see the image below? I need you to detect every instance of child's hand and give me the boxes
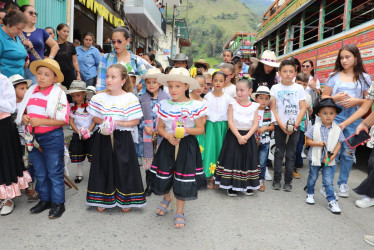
[306,103,311,110]
[340,96,359,108]
[144,127,154,136]
[319,142,326,147]
[237,136,247,145]
[258,127,266,134]
[22,114,30,125]
[279,121,293,135]
[333,92,349,103]
[29,117,44,127]
[166,133,179,146]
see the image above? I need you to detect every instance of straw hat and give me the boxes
[168,53,193,69]
[250,50,280,68]
[65,80,88,95]
[86,86,96,99]
[128,72,142,84]
[142,68,164,80]
[30,58,64,83]
[193,59,210,70]
[251,86,274,101]
[157,67,199,90]
[9,74,32,87]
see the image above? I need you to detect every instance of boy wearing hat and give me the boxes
[305,98,345,214]
[16,58,69,219]
[168,53,193,69]
[252,86,275,191]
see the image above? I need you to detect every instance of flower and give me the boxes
[209,162,216,175]
[199,145,204,153]
[190,67,197,78]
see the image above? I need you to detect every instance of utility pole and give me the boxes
[170,4,176,59]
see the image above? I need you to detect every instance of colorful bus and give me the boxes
[254,0,374,85]
[223,32,257,63]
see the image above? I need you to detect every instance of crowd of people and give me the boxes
[0,3,374,243]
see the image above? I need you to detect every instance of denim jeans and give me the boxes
[295,131,305,166]
[258,143,270,180]
[273,125,300,183]
[306,161,337,202]
[334,106,361,186]
[28,128,65,203]
[136,127,144,158]
[24,67,37,85]
[84,76,97,87]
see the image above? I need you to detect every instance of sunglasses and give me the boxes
[302,65,310,68]
[28,11,38,17]
[111,39,124,45]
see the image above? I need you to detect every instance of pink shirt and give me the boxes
[26,85,69,134]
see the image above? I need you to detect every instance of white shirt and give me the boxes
[231,100,259,130]
[222,84,236,98]
[204,92,232,122]
[70,106,94,131]
[270,82,306,125]
[0,74,16,114]
[258,109,275,144]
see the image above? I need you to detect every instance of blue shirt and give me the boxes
[76,45,101,81]
[0,25,28,77]
[242,62,249,74]
[22,28,49,63]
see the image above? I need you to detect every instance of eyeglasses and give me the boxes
[28,11,38,17]
[111,39,123,45]
[302,65,310,68]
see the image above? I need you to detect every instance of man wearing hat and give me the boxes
[193,59,210,73]
[168,53,193,69]
[233,50,249,74]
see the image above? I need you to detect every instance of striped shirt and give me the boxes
[26,85,70,134]
[305,123,345,163]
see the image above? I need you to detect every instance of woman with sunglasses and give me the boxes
[301,60,321,95]
[96,26,153,92]
[54,23,81,90]
[20,5,59,85]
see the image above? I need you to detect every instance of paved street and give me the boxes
[1,130,374,249]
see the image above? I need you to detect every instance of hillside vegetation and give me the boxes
[172,0,261,67]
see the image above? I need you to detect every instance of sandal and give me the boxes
[74,176,83,184]
[207,177,214,189]
[96,207,106,213]
[156,198,171,216]
[174,214,186,228]
[121,208,131,213]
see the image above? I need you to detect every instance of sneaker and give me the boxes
[364,235,374,247]
[244,189,254,196]
[259,181,265,192]
[293,168,300,179]
[265,167,273,181]
[272,181,281,190]
[0,200,14,216]
[337,184,349,198]
[28,191,40,202]
[283,182,292,192]
[319,187,338,200]
[301,152,307,159]
[355,196,374,208]
[227,189,238,197]
[305,194,315,205]
[327,200,341,214]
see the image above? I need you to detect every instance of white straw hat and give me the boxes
[157,67,199,90]
[142,68,164,80]
[65,80,88,95]
[9,74,32,87]
[250,50,280,68]
[251,86,274,101]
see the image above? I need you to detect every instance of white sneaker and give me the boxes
[319,187,338,200]
[337,184,350,198]
[305,194,315,205]
[364,235,374,247]
[0,199,14,216]
[301,152,307,159]
[355,196,374,208]
[265,167,273,181]
[327,200,341,214]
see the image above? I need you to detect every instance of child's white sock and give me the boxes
[77,162,83,176]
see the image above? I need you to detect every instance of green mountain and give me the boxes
[172,0,261,67]
[240,0,274,17]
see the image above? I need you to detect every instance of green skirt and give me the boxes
[195,133,205,161]
[202,120,228,178]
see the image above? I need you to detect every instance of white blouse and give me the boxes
[203,92,232,122]
[231,100,259,130]
[70,106,94,131]
[0,74,16,114]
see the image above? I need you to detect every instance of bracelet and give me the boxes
[49,56,54,59]
[362,121,371,128]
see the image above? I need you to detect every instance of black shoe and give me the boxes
[272,181,281,190]
[244,189,254,196]
[49,203,65,219]
[144,186,153,197]
[295,164,303,168]
[227,189,238,197]
[283,182,292,192]
[30,201,52,214]
[74,176,83,183]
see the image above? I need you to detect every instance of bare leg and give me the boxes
[175,199,185,228]
[156,192,171,215]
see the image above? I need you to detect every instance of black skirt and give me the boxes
[214,129,260,191]
[0,117,31,199]
[151,135,206,201]
[69,132,94,163]
[86,130,146,208]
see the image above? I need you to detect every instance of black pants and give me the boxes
[273,125,300,183]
